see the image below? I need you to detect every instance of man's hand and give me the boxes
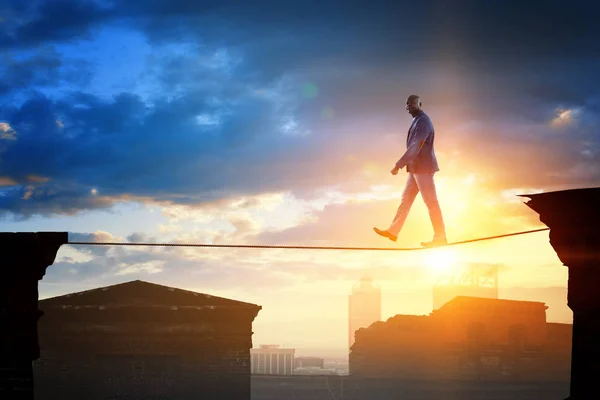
[390,166,400,175]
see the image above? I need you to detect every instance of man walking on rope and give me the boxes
[373,94,447,247]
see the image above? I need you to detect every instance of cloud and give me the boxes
[0,71,384,218]
[0,0,113,50]
[0,0,597,223]
[551,108,580,127]
[52,228,378,292]
[0,47,92,96]
[438,1,600,63]
[68,230,123,257]
[12,1,589,348]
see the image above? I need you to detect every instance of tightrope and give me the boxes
[67,227,549,251]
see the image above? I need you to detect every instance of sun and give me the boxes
[424,247,457,275]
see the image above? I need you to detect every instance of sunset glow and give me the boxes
[1,0,596,359]
[425,247,458,275]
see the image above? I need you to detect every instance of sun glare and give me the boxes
[425,247,457,275]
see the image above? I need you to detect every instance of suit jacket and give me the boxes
[395,110,439,173]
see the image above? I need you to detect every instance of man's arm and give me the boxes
[394,118,431,170]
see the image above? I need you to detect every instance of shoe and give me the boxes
[420,238,448,248]
[373,227,397,242]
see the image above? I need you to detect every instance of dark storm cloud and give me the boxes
[0,0,112,49]
[441,0,600,62]
[4,0,599,70]
[113,0,600,75]
[0,47,93,96]
[0,0,598,218]
[8,0,598,64]
[0,83,355,217]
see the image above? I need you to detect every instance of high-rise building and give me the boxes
[433,262,499,310]
[251,345,295,375]
[348,275,381,349]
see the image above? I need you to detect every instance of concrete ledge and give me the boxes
[0,232,68,400]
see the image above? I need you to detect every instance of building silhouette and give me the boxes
[348,276,381,349]
[249,374,568,399]
[350,296,571,382]
[433,263,499,310]
[251,345,295,375]
[32,280,261,400]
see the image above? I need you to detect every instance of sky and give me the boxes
[1,0,599,358]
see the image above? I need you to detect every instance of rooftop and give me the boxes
[433,296,548,315]
[39,280,261,310]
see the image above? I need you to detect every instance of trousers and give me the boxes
[388,172,446,239]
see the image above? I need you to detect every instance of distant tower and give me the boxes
[348,275,381,349]
[432,262,499,310]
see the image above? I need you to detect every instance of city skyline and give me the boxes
[37,261,571,360]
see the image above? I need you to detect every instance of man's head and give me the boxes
[406,95,422,116]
